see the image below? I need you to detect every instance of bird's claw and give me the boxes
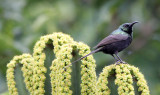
[115,61,121,65]
[121,61,127,64]
[115,60,127,65]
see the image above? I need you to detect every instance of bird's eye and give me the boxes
[126,25,129,27]
[124,24,129,27]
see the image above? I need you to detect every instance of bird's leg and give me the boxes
[112,54,121,65]
[112,54,119,62]
[115,52,125,64]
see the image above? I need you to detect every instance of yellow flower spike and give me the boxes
[73,42,97,95]
[6,32,150,95]
[129,66,150,95]
[49,34,74,95]
[97,65,114,95]
[32,33,73,94]
[115,64,135,95]
[6,54,34,95]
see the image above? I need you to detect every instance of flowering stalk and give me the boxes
[129,65,150,95]
[97,63,150,95]
[33,33,74,95]
[6,54,34,95]
[6,32,150,95]
[115,64,135,95]
[75,42,97,95]
[97,64,114,95]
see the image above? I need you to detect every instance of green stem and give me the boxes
[44,44,55,95]
[15,64,29,95]
[71,51,81,95]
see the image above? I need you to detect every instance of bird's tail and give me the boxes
[63,48,102,72]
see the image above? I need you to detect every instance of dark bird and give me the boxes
[64,21,138,69]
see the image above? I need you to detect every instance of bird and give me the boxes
[64,21,138,70]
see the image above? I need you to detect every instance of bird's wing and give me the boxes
[94,34,128,49]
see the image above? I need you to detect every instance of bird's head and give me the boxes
[119,21,139,34]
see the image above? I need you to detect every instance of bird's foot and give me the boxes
[115,60,126,65]
[115,61,121,65]
[121,61,127,64]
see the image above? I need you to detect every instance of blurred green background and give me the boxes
[0,0,160,95]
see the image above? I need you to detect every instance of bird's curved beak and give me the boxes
[130,21,139,27]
